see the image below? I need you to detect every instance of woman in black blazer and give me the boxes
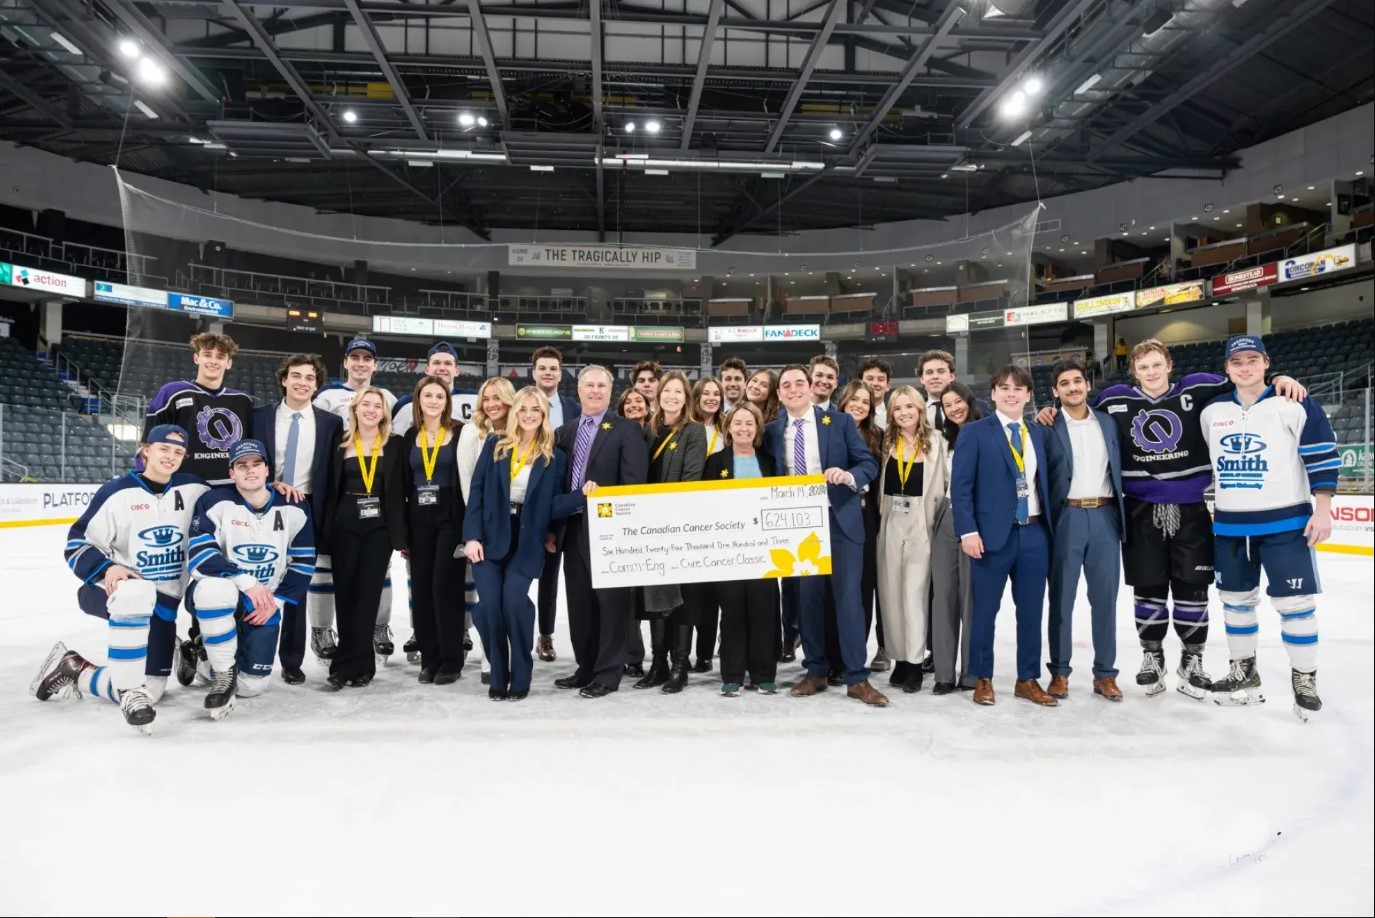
[704,402,782,695]
[323,387,407,688]
[638,369,707,694]
[463,387,578,700]
[401,376,466,685]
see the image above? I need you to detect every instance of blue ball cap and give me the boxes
[427,341,457,360]
[345,337,378,357]
[228,438,269,469]
[145,424,189,447]
[1223,335,1267,362]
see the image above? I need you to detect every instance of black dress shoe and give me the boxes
[579,683,614,698]
[624,663,646,678]
[932,681,956,695]
[488,690,507,701]
[780,646,797,663]
[348,674,373,687]
[281,666,305,685]
[434,671,460,686]
[921,653,935,674]
[889,660,909,687]
[902,668,924,694]
[692,659,712,674]
[555,674,590,690]
[827,671,844,687]
[418,669,435,685]
[326,672,347,689]
[506,690,529,701]
[480,672,491,685]
[956,681,976,692]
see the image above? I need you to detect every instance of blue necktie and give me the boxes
[283,411,301,486]
[1007,422,1028,524]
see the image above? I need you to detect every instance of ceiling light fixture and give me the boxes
[458,112,476,127]
[133,100,158,120]
[1011,130,1032,147]
[1023,75,1044,96]
[118,37,140,58]
[529,165,554,172]
[645,119,661,134]
[625,121,636,134]
[829,127,843,141]
[998,90,1027,119]
[477,116,489,127]
[1075,73,1102,95]
[51,32,82,55]
[135,56,166,87]
[342,109,358,124]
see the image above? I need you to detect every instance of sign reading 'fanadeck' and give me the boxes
[508,244,696,270]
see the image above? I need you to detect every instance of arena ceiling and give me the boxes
[0,0,1371,241]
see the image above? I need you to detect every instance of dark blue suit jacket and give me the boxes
[463,437,580,579]
[1043,408,1126,538]
[950,414,1053,553]
[251,402,342,541]
[764,406,878,545]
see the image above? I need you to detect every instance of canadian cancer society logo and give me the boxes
[597,503,614,518]
[1216,432,1269,490]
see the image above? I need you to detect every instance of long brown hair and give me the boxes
[882,384,933,460]
[835,380,882,457]
[746,368,780,424]
[648,370,693,437]
[409,374,453,437]
[690,376,724,430]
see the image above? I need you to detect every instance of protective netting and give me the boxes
[114,166,1040,406]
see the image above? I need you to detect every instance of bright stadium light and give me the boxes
[118,37,140,58]
[458,112,476,127]
[136,56,166,87]
[645,119,661,134]
[342,109,359,124]
[999,90,1027,119]
[829,127,843,141]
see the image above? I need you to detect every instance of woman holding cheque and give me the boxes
[703,402,782,696]
[463,388,578,700]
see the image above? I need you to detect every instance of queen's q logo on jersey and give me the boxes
[197,405,244,451]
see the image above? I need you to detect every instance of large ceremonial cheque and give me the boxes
[587,475,833,589]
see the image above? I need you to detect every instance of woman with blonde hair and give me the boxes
[456,376,517,683]
[876,385,948,694]
[323,387,407,688]
[464,388,578,700]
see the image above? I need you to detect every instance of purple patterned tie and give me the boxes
[571,415,597,489]
[792,416,807,475]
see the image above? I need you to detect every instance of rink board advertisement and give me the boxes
[1323,494,1374,556]
[586,475,832,589]
[0,483,100,528]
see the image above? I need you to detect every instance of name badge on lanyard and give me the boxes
[356,496,381,519]
[416,484,440,506]
[890,495,911,515]
[354,433,382,519]
[1015,475,1029,501]
[418,428,443,506]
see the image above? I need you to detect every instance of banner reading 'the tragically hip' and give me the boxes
[587,476,832,589]
[508,244,696,270]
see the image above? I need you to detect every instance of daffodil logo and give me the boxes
[601,422,612,430]
[763,532,831,578]
[597,503,614,518]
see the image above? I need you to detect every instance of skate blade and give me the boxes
[1175,681,1209,702]
[1292,703,1319,722]
[132,723,153,736]
[405,652,421,665]
[1213,690,1265,706]
[210,696,237,721]
[1140,681,1166,697]
[375,653,391,667]
[30,642,68,698]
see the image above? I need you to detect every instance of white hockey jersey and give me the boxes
[65,472,211,615]
[1201,388,1340,537]
[314,381,397,432]
[187,487,316,607]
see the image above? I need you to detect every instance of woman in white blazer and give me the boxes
[876,385,948,694]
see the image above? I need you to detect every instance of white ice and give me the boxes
[1,525,1371,916]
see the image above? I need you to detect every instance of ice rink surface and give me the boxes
[0,525,1370,917]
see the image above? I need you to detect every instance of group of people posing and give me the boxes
[32,329,1337,731]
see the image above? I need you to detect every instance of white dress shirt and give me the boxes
[544,390,565,431]
[873,400,888,430]
[702,423,725,456]
[1065,411,1114,500]
[995,410,1041,518]
[783,410,823,476]
[926,398,943,432]
[509,462,532,505]
[274,401,316,494]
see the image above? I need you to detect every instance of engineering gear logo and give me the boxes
[197,405,244,451]
[1131,409,1183,454]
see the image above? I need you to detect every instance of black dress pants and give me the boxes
[329,514,393,682]
[408,514,466,674]
[718,579,781,684]
[683,581,719,663]
[562,517,633,688]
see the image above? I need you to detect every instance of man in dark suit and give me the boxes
[531,346,582,663]
[555,364,650,697]
[251,353,343,685]
[765,364,886,706]
[1043,358,1126,702]
[950,364,1056,707]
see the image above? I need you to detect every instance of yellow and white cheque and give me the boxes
[586,474,833,589]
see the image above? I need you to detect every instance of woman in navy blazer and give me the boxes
[463,387,580,700]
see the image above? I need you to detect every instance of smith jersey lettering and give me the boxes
[188,487,316,607]
[314,381,397,431]
[143,381,255,484]
[65,472,211,615]
[1094,373,1231,504]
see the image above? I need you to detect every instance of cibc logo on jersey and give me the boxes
[136,525,186,581]
[231,544,280,582]
[1216,432,1269,491]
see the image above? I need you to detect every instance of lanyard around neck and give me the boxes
[418,426,443,483]
[895,434,919,489]
[354,434,381,494]
[510,441,536,484]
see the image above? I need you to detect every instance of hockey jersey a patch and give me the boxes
[188,487,316,608]
[143,381,255,483]
[65,472,211,615]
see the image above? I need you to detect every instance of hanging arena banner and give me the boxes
[508,244,697,270]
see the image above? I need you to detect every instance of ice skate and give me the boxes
[118,687,156,734]
[175,635,209,687]
[1291,669,1321,722]
[205,665,238,721]
[403,634,421,665]
[1211,656,1264,706]
[1135,644,1167,697]
[1176,643,1212,701]
[31,642,91,701]
[310,626,338,663]
[373,623,394,665]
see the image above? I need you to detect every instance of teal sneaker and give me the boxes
[721,682,742,697]
[757,682,779,695]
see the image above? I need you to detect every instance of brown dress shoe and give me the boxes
[1093,676,1124,701]
[972,678,996,705]
[1014,679,1059,706]
[1047,674,1070,699]
[536,635,556,663]
[846,680,889,707]
[789,674,829,697]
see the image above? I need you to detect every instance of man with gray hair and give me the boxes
[554,365,650,697]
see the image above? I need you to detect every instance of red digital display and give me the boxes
[867,320,899,343]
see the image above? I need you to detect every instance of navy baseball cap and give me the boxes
[345,337,378,357]
[427,341,457,360]
[145,424,189,447]
[1223,335,1268,361]
[228,438,269,468]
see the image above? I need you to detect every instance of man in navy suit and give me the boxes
[531,346,582,663]
[554,364,650,698]
[1043,358,1127,702]
[765,364,887,706]
[251,353,343,685]
[950,364,1057,707]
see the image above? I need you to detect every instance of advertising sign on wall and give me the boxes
[1277,245,1357,284]
[1003,302,1068,326]
[169,292,234,319]
[6,263,85,297]
[93,281,168,309]
[1136,281,1205,309]
[1073,291,1136,319]
[708,326,764,344]
[1212,263,1277,297]
[508,244,696,270]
